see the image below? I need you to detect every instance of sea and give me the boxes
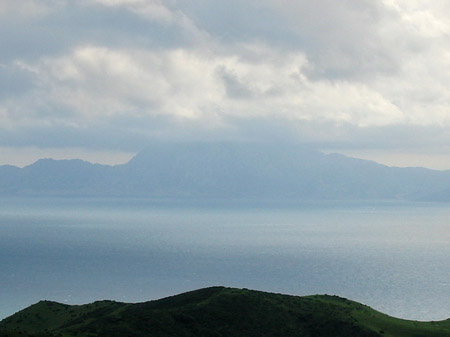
[0,197,449,321]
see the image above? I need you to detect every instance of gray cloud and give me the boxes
[1,0,450,167]
[0,64,35,98]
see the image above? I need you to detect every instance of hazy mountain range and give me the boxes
[1,143,450,201]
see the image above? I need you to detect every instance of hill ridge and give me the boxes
[1,287,449,337]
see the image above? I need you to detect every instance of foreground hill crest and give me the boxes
[1,287,449,337]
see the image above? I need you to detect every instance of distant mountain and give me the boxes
[1,143,450,200]
[1,287,449,337]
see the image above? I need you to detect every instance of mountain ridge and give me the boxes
[1,143,450,200]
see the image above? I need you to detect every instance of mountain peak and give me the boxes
[0,143,449,200]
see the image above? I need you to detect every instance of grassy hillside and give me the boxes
[1,287,449,337]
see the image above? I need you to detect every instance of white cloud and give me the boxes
[11,43,409,133]
[3,0,450,165]
[383,0,450,37]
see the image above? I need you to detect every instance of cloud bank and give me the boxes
[2,0,450,167]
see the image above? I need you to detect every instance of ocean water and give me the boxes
[0,198,449,321]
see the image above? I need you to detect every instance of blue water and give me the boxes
[0,198,449,321]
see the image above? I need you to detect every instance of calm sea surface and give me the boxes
[0,198,449,321]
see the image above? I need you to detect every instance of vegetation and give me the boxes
[1,287,449,337]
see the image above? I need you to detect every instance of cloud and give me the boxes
[9,44,407,129]
[87,0,211,46]
[0,52,406,158]
[0,0,53,18]
[90,0,175,22]
[2,0,450,165]
[383,0,450,37]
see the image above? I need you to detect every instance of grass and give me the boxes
[1,287,449,337]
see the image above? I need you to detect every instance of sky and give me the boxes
[2,0,450,169]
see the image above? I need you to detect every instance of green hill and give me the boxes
[1,287,449,337]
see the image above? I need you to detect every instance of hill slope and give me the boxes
[1,287,449,337]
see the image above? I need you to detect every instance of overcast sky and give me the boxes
[2,0,450,168]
